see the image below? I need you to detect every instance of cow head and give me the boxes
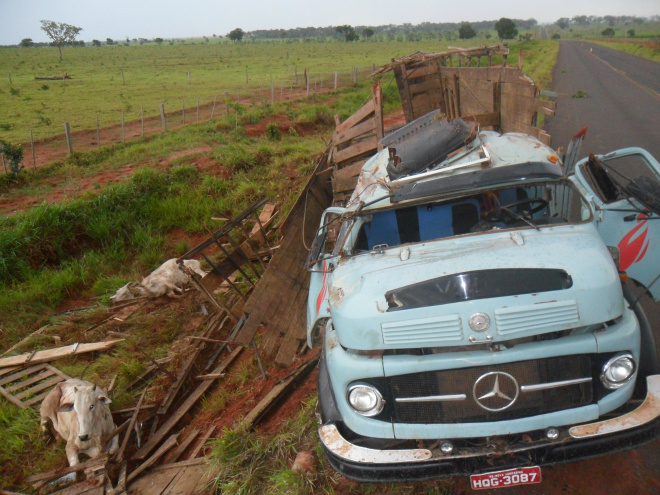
[59,384,112,446]
[109,281,145,304]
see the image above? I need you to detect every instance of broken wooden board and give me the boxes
[0,364,71,409]
[0,340,123,369]
[132,346,242,461]
[243,357,319,427]
[28,455,109,491]
[127,433,179,482]
[127,457,217,495]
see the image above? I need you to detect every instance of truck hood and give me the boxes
[328,225,623,350]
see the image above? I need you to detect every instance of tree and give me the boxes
[20,38,33,47]
[106,38,114,45]
[601,27,615,38]
[228,28,245,42]
[362,28,374,39]
[154,37,164,44]
[551,33,561,40]
[40,20,83,61]
[458,22,477,40]
[92,39,101,46]
[335,25,359,42]
[556,18,570,29]
[627,29,635,38]
[572,15,589,26]
[494,18,518,40]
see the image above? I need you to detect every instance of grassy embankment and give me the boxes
[0,39,558,493]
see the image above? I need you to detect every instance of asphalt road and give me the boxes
[544,41,660,160]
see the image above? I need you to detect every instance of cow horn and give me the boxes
[93,384,96,392]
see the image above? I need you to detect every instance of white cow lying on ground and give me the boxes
[109,258,207,304]
[40,379,118,467]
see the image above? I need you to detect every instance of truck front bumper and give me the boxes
[319,375,660,483]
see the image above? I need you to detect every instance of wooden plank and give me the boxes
[244,358,319,427]
[0,364,49,386]
[406,64,439,79]
[332,160,367,194]
[0,340,123,369]
[501,92,555,116]
[333,136,379,165]
[0,387,26,408]
[393,63,414,123]
[463,112,500,128]
[14,375,63,400]
[125,466,180,495]
[162,428,200,464]
[28,455,108,485]
[127,433,180,482]
[274,295,309,366]
[373,82,384,145]
[49,484,104,495]
[187,425,216,459]
[4,369,53,392]
[0,366,20,378]
[500,82,537,98]
[333,119,376,147]
[132,346,242,461]
[115,387,148,461]
[151,457,207,472]
[335,99,375,133]
[23,388,55,407]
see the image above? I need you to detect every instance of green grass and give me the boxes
[1,38,506,144]
[592,40,660,63]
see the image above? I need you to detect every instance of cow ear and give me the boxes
[98,394,111,405]
[57,402,74,413]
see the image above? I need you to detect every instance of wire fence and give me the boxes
[5,65,378,172]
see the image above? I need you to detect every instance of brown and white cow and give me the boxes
[40,379,118,466]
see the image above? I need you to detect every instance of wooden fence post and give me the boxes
[30,130,36,168]
[187,71,191,84]
[372,63,376,73]
[245,66,248,84]
[271,83,274,103]
[7,73,11,85]
[280,81,283,101]
[211,95,217,119]
[121,112,125,142]
[64,122,73,154]
[1,154,7,174]
[95,116,100,147]
[334,71,338,90]
[306,74,309,97]
[121,70,125,85]
[182,100,185,124]
[141,108,144,136]
[197,98,200,122]
[159,104,166,131]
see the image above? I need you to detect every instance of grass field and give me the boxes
[0,38,506,144]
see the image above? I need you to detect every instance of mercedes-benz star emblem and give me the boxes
[473,371,519,412]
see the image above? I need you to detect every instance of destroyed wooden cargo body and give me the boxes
[305,56,660,482]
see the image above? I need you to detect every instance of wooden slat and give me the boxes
[23,388,55,407]
[333,136,379,165]
[28,455,109,485]
[128,433,180,482]
[0,387,26,407]
[500,82,537,99]
[332,160,367,194]
[501,93,555,117]
[0,364,48,386]
[5,368,55,393]
[0,340,123,369]
[406,64,440,79]
[463,112,501,128]
[333,119,376,147]
[187,425,216,459]
[132,346,242,461]
[335,99,375,133]
[243,358,319,427]
[162,428,200,464]
[14,375,63,400]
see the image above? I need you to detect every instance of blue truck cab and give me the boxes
[306,113,660,483]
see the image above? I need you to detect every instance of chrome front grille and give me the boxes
[494,299,579,336]
[381,314,463,345]
[388,355,593,424]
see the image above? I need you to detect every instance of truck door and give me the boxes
[574,148,660,301]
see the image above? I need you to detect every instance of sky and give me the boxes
[0,0,658,45]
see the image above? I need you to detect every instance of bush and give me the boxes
[0,140,24,176]
[265,122,281,141]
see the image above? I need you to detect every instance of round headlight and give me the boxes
[601,353,636,390]
[347,385,384,416]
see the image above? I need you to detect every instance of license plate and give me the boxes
[470,466,542,490]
